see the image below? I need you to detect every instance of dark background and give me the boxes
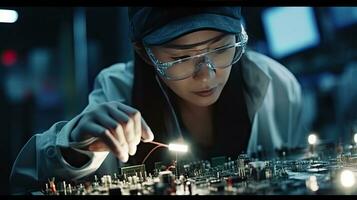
[0,7,356,194]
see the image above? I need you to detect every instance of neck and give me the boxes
[177,97,214,148]
[177,98,213,116]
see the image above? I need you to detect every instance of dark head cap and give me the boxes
[128,7,242,45]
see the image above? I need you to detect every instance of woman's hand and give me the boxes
[70,101,154,162]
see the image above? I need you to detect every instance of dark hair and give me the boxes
[129,51,251,171]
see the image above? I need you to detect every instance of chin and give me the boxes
[188,95,220,107]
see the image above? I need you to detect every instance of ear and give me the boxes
[133,42,155,66]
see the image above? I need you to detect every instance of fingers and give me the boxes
[103,129,129,162]
[84,123,129,162]
[132,111,142,145]
[79,102,155,162]
[106,106,137,156]
[108,128,130,162]
[121,118,137,156]
[116,102,154,143]
[140,117,154,142]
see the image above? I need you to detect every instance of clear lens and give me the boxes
[165,45,244,80]
[146,31,248,81]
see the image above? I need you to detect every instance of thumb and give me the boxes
[140,118,154,142]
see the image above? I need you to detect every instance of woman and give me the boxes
[10,7,304,193]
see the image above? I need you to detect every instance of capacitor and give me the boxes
[49,178,57,195]
[44,183,49,195]
[144,171,148,181]
[159,171,174,186]
[92,175,99,188]
[78,183,85,195]
[187,181,192,195]
[107,175,112,186]
[127,176,133,185]
[216,171,220,179]
[158,171,176,194]
[67,184,72,195]
[61,181,67,195]
[139,171,143,182]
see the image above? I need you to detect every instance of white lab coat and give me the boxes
[10,51,305,193]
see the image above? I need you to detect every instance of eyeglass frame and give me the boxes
[144,27,249,81]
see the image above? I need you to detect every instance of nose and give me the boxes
[193,56,216,81]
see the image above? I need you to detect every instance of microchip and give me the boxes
[120,164,146,178]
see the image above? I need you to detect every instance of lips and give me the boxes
[193,87,217,97]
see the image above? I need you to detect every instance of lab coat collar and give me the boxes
[240,51,272,122]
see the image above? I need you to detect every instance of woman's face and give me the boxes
[150,30,234,107]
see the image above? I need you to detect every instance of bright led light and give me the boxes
[354,133,357,144]
[309,175,317,182]
[306,176,319,192]
[168,143,188,153]
[340,169,355,188]
[0,9,18,23]
[310,184,319,192]
[308,134,317,145]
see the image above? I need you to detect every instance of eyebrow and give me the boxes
[162,33,228,50]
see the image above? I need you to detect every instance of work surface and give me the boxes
[33,143,357,195]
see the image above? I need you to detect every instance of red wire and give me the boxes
[147,141,168,148]
[141,141,169,164]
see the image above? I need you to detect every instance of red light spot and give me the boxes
[1,50,18,67]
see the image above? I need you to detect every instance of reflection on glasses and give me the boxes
[145,28,248,81]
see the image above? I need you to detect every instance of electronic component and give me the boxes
[34,142,357,195]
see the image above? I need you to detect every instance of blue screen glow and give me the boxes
[262,7,320,59]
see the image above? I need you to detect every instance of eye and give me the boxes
[215,48,228,54]
[213,43,232,54]
[171,55,190,60]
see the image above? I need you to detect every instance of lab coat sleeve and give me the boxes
[287,74,305,148]
[268,56,305,149]
[9,63,133,194]
[269,57,305,149]
[244,51,305,155]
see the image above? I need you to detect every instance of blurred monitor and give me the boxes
[329,7,357,29]
[262,7,320,59]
